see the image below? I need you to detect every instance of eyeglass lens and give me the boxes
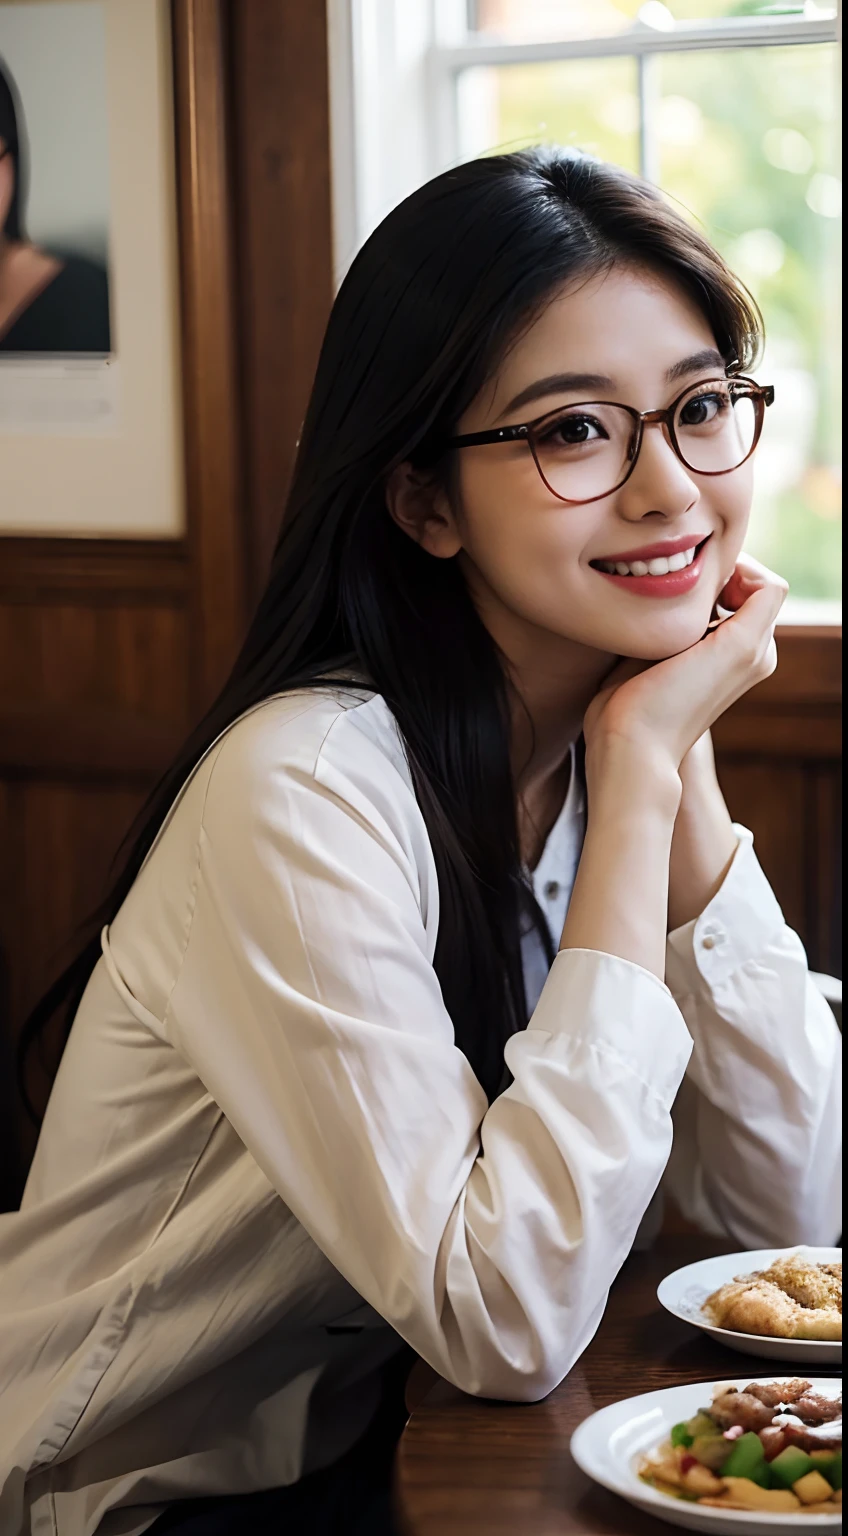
[530,380,759,502]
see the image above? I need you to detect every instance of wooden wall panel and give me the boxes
[231,0,334,597]
[712,623,842,978]
[715,760,807,938]
[0,604,190,717]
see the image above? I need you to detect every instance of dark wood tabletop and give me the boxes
[394,1235,842,1535]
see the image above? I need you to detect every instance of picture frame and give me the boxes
[0,0,186,537]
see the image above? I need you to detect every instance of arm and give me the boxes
[663,737,842,1247]
[667,731,738,932]
[166,714,692,1403]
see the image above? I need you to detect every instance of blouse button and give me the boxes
[543,880,561,900]
[702,934,716,949]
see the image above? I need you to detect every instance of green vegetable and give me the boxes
[690,1434,729,1472]
[670,1421,694,1449]
[686,1412,718,1439]
[720,1431,770,1486]
[808,1448,839,1487]
[769,1445,815,1489]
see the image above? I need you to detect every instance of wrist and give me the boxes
[586,736,683,821]
[668,742,739,930]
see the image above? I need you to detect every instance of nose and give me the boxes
[615,419,700,522]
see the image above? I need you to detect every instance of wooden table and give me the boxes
[394,1235,842,1535]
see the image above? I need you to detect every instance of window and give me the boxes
[328,0,842,605]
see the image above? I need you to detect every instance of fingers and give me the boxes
[718,554,788,621]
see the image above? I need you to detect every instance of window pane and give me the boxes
[471,1,639,41]
[469,1,837,42]
[657,45,841,598]
[457,57,640,173]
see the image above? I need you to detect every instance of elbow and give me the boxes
[458,1365,560,1405]
[448,1338,585,1406]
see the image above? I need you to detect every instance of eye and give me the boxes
[679,391,728,427]
[538,412,608,446]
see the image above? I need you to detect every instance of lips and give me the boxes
[590,535,712,599]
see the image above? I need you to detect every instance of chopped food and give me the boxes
[638,1379,842,1515]
[704,1255,842,1341]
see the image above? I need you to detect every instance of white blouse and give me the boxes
[0,688,841,1536]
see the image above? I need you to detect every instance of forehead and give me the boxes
[488,265,718,407]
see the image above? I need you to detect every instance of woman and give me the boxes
[0,148,841,1536]
[0,59,110,354]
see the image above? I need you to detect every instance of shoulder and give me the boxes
[197,689,437,923]
[204,689,422,846]
[205,688,406,784]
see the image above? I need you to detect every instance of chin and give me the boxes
[606,604,715,661]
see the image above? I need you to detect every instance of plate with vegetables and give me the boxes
[570,1376,841,1532]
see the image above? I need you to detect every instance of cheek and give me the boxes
[711,463,754,573]
[458,466,589,611]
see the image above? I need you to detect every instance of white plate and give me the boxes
[658,1249,842,1365]
[570,1375,842,1534]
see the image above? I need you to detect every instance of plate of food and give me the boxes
[570,1375,842,1533]
[657,1249,842,1363]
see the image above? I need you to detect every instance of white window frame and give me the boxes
[327,0,841,277]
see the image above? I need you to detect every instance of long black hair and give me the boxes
[18,147,762,1107]
[0,57,26,241]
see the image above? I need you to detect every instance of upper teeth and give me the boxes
[599,546,698,577]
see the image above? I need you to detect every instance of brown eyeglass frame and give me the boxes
[444,376,775,506]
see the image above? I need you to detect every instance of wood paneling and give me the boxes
[0,538,189,598]
[173,0,248,710]
[712,624,842,977]
[0,605,190,715]
[231,0,334,596]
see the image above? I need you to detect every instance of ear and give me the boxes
[385,461,462,560]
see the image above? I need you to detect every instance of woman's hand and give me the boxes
[583,556,788,784]
[559,558,787,977]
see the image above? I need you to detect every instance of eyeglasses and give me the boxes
[445,376,774,506]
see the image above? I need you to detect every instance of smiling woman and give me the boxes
[396,265,765,666]
[0,147,841,1536]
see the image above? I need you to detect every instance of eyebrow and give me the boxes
[499,348,727,420]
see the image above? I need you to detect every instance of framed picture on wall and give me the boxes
[0,0,184,536]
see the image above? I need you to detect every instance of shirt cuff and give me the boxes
[665,825,786,996]
[525,946,693,1109]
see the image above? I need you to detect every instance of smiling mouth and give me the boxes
[590,536,711,579]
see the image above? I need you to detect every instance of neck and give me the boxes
[461,560,615,862]
[510,655,605,781]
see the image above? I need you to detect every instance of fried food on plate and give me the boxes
[705,1255,842,1341]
